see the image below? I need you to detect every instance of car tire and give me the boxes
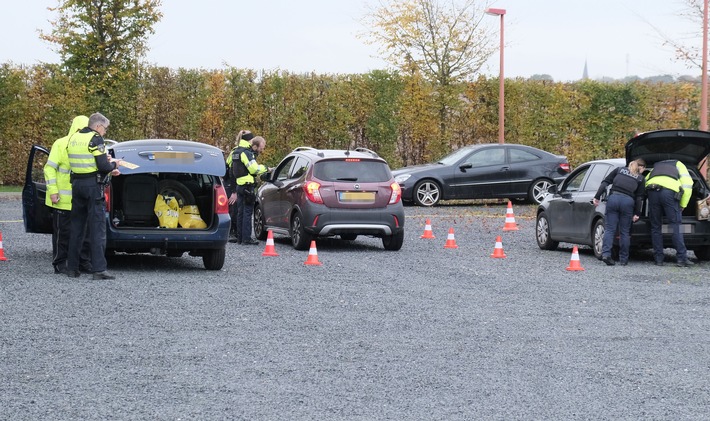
[158,179,196,207]
[535,211,559,250]
[382,230,404,251]
[290,211,311,251]
[413,179,441,207]
[592,219,605,260]
[693,246,710,261]
[340,234,357,241]
[253,205,267,241]
[203,247,225,270]
[528,178,554,204]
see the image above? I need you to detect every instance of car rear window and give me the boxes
[314,160,391,182]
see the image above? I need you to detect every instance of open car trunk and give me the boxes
[110,172,217,230]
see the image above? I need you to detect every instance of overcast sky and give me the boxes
[0,0,700,82]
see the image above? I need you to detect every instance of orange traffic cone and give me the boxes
[304,240,323,265]
[443,228,459,249]
[502,200,519,231]
[490,235,507,258]
[566,246,585,271]
[0,231,7,261]
[420,219,435,239]
[262,230,279,256]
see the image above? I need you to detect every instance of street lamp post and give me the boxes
[701,0,708,132]
[486,8,506,144]
[702,0,708,180]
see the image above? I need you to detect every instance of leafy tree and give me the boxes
[363,0,496,134]
[41,0,162,108]
[364,0,495,85]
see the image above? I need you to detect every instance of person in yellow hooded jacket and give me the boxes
[43,115,92,274]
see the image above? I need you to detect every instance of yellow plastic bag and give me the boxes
[179,205,207,229]
[154,195,179,228]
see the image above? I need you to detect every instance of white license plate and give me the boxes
[662,224,692,234]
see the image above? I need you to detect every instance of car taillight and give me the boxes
[103,185,111,212]
[560,163,571,173]
[215,184,229,214]
[389,182,401,204]
[304,181,323,204]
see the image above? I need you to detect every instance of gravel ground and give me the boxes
[1,195,709,420]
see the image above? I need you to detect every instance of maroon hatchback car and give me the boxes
[253,147,405,250]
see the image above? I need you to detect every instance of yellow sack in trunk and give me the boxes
[179,205,207,229]
[154,195,180,228]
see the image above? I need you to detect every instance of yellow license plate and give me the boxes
[339,191,376,202]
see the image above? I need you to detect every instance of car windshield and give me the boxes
[314,160,391,182]
[438,147,474,165]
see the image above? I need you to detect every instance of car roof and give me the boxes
[457,143,562,156]
[579,158,625,167]
[626,129,710,166]
[291,147,386,161]
[109,139,226,176]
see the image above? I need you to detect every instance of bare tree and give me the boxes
[647,0,705,71]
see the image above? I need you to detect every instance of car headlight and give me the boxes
[394,174,411,184]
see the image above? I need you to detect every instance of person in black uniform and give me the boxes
[224,130,253,242]
[233,136,268,245]
[66,113,121,279]
[593,159,646,266]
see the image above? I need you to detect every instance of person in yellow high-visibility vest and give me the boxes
[44,115,93,274]
[232,135,268,245]
[645,159,695,267]
[66,113,122,279]
[224,130,253,242]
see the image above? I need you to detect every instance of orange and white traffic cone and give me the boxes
[420,219,435,239]
[490,235,507,258]
[262,229,279,257]
[502,200,519,231]
[304,240,322,266]
[0,231,7,261]
[443,228,458,249]
[566,246,585,271]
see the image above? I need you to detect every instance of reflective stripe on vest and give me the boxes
[67,131,99,174]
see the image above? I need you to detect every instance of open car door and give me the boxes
[22,145,53,233]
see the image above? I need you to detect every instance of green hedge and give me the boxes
[0,63,702,185]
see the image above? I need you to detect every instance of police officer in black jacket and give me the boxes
[66,113,121,279]
[593,159,646,266]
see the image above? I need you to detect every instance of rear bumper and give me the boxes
[106,214,230,251]
[630,219,710,249]
[302,205,405,237]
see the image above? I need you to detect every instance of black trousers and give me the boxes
[52,209,92,271]
[67,178,107,273]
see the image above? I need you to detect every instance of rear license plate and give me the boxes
[662,224,692,234]
[339,191,376,202]
[151,151,195,164]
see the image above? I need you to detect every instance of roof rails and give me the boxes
[293,146,324,157]
[354,147,379,158]
[292,146,380,158]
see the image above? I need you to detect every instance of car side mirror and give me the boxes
[260,172,271,182]
[459,163,473,171]
[547,184,558,194]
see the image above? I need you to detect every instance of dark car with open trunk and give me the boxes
[23,139,231,270]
